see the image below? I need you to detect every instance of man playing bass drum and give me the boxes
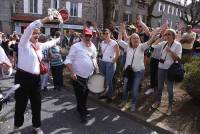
[64,28,99,123]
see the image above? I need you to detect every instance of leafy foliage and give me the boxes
[182,57,200,101]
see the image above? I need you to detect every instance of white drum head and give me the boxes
[87,74,105,93]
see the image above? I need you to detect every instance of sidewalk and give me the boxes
[64,72,200,134]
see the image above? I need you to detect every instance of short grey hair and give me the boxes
[166,29,176,39]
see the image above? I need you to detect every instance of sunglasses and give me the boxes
[103,32,109,35]
[164,33,171,36]
[85,35,92,38]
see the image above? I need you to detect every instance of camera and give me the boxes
[97,53,103,59]
[159,59,165,64]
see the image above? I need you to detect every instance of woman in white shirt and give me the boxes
[13,16,61,134]
[151,29,182,115]
[118,32,158,111]
[99,29,120,101]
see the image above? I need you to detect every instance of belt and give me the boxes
[17,68,40,76]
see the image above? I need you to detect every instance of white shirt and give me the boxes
[152,41,182,69]
[64,41,97,78]
[100,39,117,62]
[0,46,11,65]
[118,40,149,72]
[17,20,60,74]
[182,32,196,49]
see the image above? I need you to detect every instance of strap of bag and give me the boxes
[31,44,42,64]
[161,41,173,61]
[130,48,136,66]
[102,43,109,54]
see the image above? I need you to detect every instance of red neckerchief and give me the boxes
[31,43,39,51]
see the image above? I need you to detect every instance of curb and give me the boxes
[64,84,173,134]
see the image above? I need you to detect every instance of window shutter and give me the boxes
[66,1,70,14]
[38,0,43,14]
[158,2,161,12]
[78,3,82,18]
[51,0,53,8]
[24,0,29,13]
[57,0,59,9]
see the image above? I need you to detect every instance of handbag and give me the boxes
[124,49,136,79]
[167,61,184,82]
[32,44,48,75]
[39,62,48,74]
[124,65,134,79]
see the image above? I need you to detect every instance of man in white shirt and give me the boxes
[180,25,196,56]
[64,28,99,123]
[13,14,61,134]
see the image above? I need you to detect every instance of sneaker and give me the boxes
[166,106,172,116]
[152,101,160,109]
[130,104,136,112]
[118,101,126,108]
[121,102,131,111]
[34,127,44,134]
[12,128,21,134]
[145,88,154,95]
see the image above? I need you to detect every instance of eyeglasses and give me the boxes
[85,34,92,37]
[103,32,109,35]
[164,33,171,36]
[32,32,41,35]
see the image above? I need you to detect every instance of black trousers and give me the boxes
[150,57,159,90]
[51,64,63,88]
[72,76,88,117]
[14,70,41,128]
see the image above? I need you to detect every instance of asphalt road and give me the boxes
[0,77,159,134]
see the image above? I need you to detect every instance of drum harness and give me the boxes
[76,49,96,92]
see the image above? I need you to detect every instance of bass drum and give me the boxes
[87,73,105,94]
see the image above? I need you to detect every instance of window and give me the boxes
[29,0,38,13]
[114,10,119,22]
[158,2,162,12]
[137,3,145,9]
[66,2,82,18]
[123,13,132,22]
[70,3,78,17]
[24,0,42,14]
[126,0,132,6]
[51,0,59,9]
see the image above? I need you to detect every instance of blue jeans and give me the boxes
[157,68,174,106]
[131,70,144,105]
[99,60,116,97]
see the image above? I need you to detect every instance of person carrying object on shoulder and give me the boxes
[13,15,61,134]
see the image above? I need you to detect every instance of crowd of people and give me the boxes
[0,13,200,134]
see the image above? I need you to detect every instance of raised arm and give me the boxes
[136,15,150,36]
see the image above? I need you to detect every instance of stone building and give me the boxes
[0,0,184,34]
[151,0,183,29]
[11,0,100,35]
[0,0,13,34]
[113,0,148,24]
